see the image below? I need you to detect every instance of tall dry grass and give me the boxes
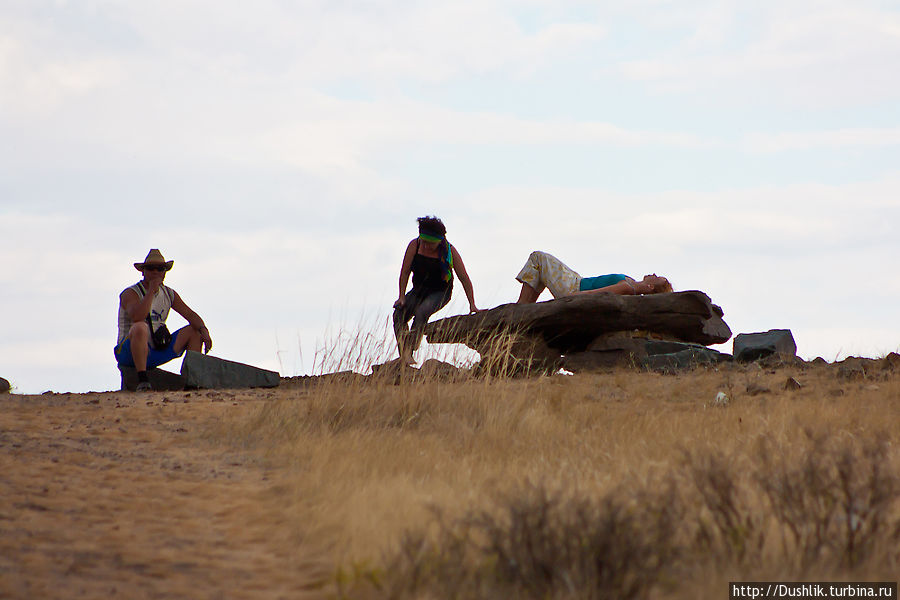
[205,347,900,598]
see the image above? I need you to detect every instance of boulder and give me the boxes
[733,329,796,362]
[425,291,731,371]
[641,347,731,373]
[180,351,280,389]
[562,335,732,373]
[119,366,186,391]
[1,376,10,393]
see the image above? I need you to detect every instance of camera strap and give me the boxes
[136,282,172,348]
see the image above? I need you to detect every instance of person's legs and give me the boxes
[516,281,541,303]
[128,321,151,371]
[393,291,419,364]
[172,325,203,354]
[115,324,187,391]
[515,251,581,302]
[407,289,451,359]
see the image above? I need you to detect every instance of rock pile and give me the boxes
[424,290,732,374]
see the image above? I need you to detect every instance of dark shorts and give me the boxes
[114,329,185,369]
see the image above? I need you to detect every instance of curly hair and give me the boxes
[417,215,447,237]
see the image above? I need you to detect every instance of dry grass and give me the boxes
[211,359,900,598]
[2,357,898,599]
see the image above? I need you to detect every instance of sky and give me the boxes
[2,0,899,394]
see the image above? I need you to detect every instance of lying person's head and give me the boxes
[642,274,673,293]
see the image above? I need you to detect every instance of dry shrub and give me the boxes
[753,428,900,572]
[370,481,685,600]
[349,429,900,600]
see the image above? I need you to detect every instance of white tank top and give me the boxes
[116,281,175,344]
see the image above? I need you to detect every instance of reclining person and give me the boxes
[515,250,672,304]
[115,249,212,391]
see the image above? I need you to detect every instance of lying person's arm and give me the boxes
[572,278,659,296]
[571,280,636,296]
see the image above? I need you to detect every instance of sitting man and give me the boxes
[115,249,212,391]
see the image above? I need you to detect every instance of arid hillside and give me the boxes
[2,356,898,599]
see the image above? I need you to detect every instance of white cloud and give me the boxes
[618,1,900,106]
[2,0,900,393]
[744,127,900,153]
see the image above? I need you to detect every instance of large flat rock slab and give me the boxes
[425,290,731,355]
[181,351,280,390]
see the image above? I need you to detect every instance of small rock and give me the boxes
[712,391,730,407]
[784,377,803,390]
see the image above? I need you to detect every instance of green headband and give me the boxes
[419,233,442,243]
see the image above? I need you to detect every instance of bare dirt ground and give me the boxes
[0,389,329,600]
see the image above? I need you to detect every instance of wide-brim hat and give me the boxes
[134,248,174,271]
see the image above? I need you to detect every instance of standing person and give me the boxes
[515,250,673,303]
[393,216,479,365]
[115,249,212,391]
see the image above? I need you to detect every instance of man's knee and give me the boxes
[130,322,150,340]
[173,325,199,349]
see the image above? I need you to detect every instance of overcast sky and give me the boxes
[2,0,899,393]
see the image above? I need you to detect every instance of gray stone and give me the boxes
[0,376,10,393]
[733,329,797,362]
[119,366,186,391]
[180,351,280,389]
[641,347,730,373]
[561,335,733,373]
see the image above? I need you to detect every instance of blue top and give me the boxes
[578,274,628,291]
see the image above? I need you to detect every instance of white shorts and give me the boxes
[515,251,582,299]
